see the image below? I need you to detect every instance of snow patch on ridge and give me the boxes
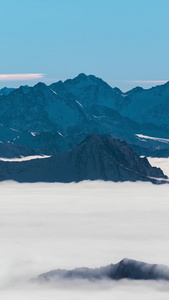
[13,136,20,141]
[30,132,37,137]
[75,100,83,108]
[57,131,63,137]
[0,155,51,162]
[136,134,169,144]
[50,89,57,96]
[93,115,106,119]
[10,128,19,132]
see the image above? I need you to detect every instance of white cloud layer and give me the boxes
[0,74,44,81]
[0,158,169,299]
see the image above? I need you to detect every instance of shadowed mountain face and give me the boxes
[1,74,169,158]
[0,134,167,183]
[0,142,37,158]
[36,258,169,282]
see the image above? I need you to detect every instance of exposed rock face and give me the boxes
[0,134,167,183]
[36,258,169,281]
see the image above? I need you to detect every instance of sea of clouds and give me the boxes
[0,157,169,299]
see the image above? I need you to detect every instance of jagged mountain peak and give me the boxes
[49,74,122,113]
[113,87,123,94]
[17,85,30,94]
[63,73,113,89]
[78,134,128,154]
[70,134,167,182]
[79,133,105,144]
[126,86,144,96]
[78,133,127,150]
[64,73,88,86]
[32,81,48,91]
[75,72,88,80]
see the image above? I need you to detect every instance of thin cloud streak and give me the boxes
[0,74,45,81]
[126,80,168,84]
[111,80,168,84]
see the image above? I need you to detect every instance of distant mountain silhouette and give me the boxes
[36,258,169,282]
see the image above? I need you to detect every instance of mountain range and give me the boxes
[0,74,169,183]
[1,73,169,158]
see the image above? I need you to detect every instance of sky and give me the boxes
[0,0,169,91]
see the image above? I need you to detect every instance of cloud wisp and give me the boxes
[110,80,168,85]
[126,80,168,84]
[0,74,45,81]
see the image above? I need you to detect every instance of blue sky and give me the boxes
[0,0,169,91]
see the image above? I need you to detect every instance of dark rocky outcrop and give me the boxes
[0,134,167,183]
